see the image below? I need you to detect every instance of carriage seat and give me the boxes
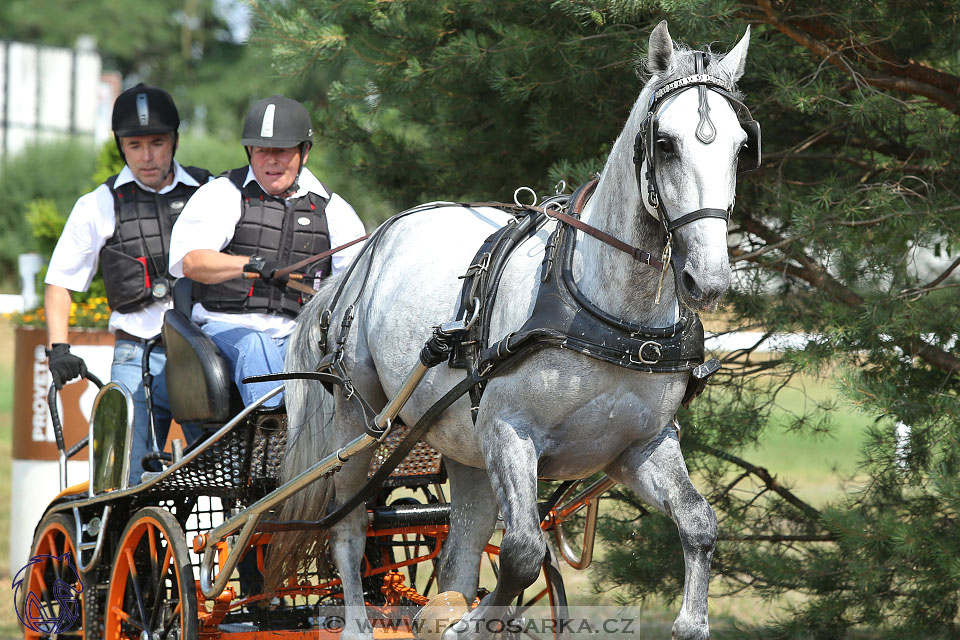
[161,280,243,424]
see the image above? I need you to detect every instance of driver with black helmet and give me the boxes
[44,83,211,485]
[168,95,365,409]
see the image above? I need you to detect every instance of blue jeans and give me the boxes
[112,340,203,485]
[199,322,289,409]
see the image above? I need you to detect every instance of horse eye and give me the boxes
[656,137,674,154]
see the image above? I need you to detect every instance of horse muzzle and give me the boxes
[671,233,731,312]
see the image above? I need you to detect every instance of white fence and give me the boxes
[0,36,115,158]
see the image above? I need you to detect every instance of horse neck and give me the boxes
[571,90,680,329]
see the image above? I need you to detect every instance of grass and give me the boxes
[0,319,881,638]
[744,374,878,505]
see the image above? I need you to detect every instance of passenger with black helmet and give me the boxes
[44,83,211,485]
[168,95,365,408]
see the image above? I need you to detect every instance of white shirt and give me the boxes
[168,166,366,338]
[45,162,205,339]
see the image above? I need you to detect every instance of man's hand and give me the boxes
[46,343,87,390]
[243,255,290,288]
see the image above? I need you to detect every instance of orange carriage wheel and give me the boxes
[104,507,198,640]
[17,513,86,639]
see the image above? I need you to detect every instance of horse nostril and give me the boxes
[681,270,699,299]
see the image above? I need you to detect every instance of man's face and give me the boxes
[119,134,176,190]
[248,146,307,197]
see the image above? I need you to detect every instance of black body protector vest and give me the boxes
[100,166,211,313]
[196,168,332,319]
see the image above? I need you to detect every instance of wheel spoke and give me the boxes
[106,508,196,640]
[148,523,160,584]
[124,546,150,630]
[110,603,147,631]
[150,542,175,630]
[22,519,86,639]
[161,599,183,637]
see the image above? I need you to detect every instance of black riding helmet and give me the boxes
[111,83,180,164]
[241,95,314,194]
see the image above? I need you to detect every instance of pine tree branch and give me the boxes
[918,256,960,291]
[738,215,864,307]
[730,237,801,263]
[736,215,960,375]
[745,0,960,114]
[696,444,823,522]
[764,151,941,174]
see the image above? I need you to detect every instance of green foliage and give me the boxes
[0,140,99,286]
[253,0,960,635]
[173,133,248,177]
[25,199,67,260]
[91,140,125,189]
[252,0,658,207]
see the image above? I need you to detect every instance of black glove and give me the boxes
[244,255,290,288]
[46,343,87,390]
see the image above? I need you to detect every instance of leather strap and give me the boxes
[274,234,369,279]
[115,329,159,343]
[546,209,664,270]
[666,207,729,233]
[459,185,665,271]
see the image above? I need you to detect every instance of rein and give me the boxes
[463,181,665,272]
[275,234,370,279]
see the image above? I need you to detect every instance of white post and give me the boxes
[17,252,44,311]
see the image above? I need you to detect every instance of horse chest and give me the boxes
[474,358,686,477]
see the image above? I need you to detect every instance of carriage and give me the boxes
[19,270,606,639]
[19,21,760,640]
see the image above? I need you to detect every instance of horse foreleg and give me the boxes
[607,427,716,640]
[446,416,545,640]
[438,459,498,600]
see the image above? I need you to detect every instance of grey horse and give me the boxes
[273,21,752,640]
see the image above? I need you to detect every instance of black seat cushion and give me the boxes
[162,308,241,423]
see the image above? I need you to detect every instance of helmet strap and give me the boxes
[114,134,125,164]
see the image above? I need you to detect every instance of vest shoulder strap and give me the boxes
[183,165,213,185]
[316,180,333,202]
[225,167,249,191]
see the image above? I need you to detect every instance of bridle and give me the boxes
[632,52,762,297]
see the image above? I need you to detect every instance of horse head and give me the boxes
[637,21,756,312]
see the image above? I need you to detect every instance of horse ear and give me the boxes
[714,26,751,83]
[647,20,674,76]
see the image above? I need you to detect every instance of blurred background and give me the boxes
[1,1,958,638]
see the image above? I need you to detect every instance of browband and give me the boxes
[651,74,734,107]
